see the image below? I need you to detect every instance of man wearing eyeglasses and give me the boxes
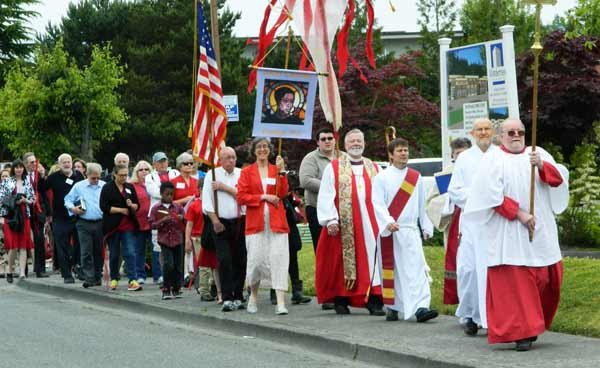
[299,127,337,253]
[463,118,568,351]
[448,118,497,336]
[64,163,106,288]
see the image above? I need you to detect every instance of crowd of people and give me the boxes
[0,118,568,351]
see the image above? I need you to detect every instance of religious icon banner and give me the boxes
[252,67,318,139]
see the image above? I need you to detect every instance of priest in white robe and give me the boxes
[448,118,497,335]
[316,129,384,316]
[464,119,568,351]
[373,137,438,322]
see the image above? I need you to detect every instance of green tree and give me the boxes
[460,0,536,54]
[45,0,250,166]
[416,0,458,102]
[564,0,600,46]
[0,41,126,162]
[0,0,39,83]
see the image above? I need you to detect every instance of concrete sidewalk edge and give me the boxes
[17,280,468,368]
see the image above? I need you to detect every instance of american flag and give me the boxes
[192,2,227,164]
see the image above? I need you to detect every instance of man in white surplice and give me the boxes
[463,119,568,351]
[372,137,438,322]
[448,118,497,335]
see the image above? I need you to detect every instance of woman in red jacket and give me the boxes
[237,137,290,315]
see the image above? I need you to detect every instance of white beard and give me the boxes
[347,147,364,158]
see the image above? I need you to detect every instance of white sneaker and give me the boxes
[247,301,258,314]
[137,278,145,285]
[275,305,288,315]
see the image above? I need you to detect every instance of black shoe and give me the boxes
[270,289,277,305]
[82,281,94,288]
[64,277,75,284]
[386,309,399,321]
[173,288,182,298]
[321,303,334,310]
[515,339,533,351]
[366,295,386,316]
[463,318,479,336]
[334,304,350,315]
[6,274,13,283]
[162,289,174,300]
[222,300,235,312]
[36,272,50,278]
[415,307,438,323]
[291,291,312,304]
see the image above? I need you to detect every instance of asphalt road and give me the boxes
[0,284,378,368]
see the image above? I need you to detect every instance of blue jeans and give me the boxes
[107,231,137,282]
[135,230,151,280]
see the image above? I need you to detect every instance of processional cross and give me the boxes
[522,0,556,241]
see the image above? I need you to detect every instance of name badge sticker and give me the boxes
[125,188,132,195]
[176,182,185,189]
[65,178,74,185]
[264,177,276,186]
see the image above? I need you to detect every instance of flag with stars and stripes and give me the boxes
[192,2,227,164]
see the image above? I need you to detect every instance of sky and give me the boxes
[28,0,577,38]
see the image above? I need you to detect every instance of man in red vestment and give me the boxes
[464,119,568,351]
[315,129,384,315]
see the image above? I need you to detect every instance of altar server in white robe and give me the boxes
[448,118,497,335]
[464,118,568,351]
[372,137,438,323]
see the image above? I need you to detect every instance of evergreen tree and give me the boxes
[0,0,39,83]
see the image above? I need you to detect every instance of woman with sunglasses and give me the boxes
[130,160,154,285]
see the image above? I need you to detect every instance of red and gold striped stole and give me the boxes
[381,168,420,305]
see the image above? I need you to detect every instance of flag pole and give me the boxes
[189,0,199,139]
[523,0,555,242]
[208,0,221,217]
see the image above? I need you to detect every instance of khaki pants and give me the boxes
[191,237,220,297]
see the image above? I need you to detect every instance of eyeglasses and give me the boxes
[505,130,525,137]
[319,137,334,142]
[138,168,150,172]
[182,162,194,166]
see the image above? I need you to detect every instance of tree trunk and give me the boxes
[81,120,93,161]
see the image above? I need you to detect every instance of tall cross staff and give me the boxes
[523,0,556,242]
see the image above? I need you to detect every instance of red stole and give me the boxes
[380,168,419,305]
[315,161,380,307]
[443,207,461,305]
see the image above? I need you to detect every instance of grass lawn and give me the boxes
[297,244,600,338]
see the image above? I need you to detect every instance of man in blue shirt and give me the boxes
[64,163,106,288]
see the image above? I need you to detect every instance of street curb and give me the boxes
[18,280,468,368]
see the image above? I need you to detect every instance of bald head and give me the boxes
[219,146,237,172]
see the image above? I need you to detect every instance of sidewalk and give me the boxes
[17,275,599,368]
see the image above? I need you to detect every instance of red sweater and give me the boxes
[237,163,289,235]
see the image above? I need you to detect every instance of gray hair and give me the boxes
[344,129,364,144]
[130,160,152,183]
[249,137,274,160]
[86,163,102,176]
[175,152,194,169]
[114,152,129,165]
[57,153,72,163]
